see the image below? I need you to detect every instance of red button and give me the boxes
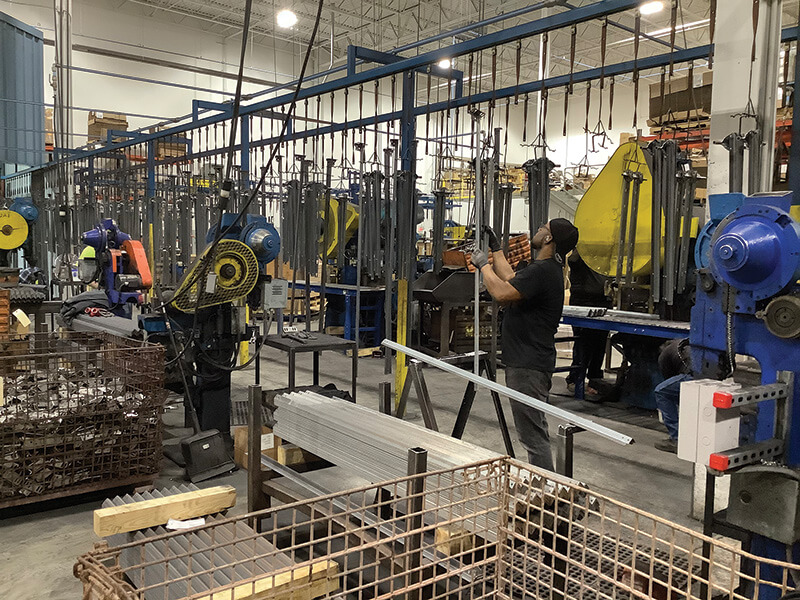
[709,453,730,471]
[713,391,734,409]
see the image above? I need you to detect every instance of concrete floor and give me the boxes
[0,341,695,600]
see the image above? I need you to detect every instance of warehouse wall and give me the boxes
[0,0,302,144]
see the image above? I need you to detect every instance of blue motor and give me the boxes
[708,192,800,300]
[241,217,280,266]
[206,213,281,269]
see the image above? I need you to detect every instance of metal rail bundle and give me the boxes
[272,390,500,481]
[647,140,698,310]
[76,457,800,600]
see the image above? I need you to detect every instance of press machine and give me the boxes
[684,191,800,599]
[168,212,280,436]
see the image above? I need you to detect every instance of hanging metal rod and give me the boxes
[381,339,634,446]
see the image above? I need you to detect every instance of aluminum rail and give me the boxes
[381,339,634,446]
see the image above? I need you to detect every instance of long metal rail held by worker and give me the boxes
[382,339,634,446]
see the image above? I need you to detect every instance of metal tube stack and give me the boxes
[272,390,500,483]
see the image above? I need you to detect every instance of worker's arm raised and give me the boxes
[489,250,516,282]
[479,263,523,303]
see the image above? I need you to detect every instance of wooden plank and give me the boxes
[346,346,381,358]
[194,560,339,600]
[277,443,320,467]
[435,526,475,556]
[93,485,236,536]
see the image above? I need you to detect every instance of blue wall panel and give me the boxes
[0,11,44,171]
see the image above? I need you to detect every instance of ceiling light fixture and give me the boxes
[639,1,664,15]
[437,58,452,69]
[276,9,298,28]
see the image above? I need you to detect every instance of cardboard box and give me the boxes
[11,309,30,337]
[149,126,187,159]
[233,425,281,469]
[45,108,54,146]
[87,111,128,143]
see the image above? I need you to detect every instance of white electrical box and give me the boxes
[677,379,741,466]
[677,379,701,462]
[264,279,289,310]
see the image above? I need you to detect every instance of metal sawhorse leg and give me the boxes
[450,356,515,458]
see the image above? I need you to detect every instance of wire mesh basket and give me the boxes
[75,457,799,600]
[0,331,166,507]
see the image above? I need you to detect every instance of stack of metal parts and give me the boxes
[359,171,383,280]
[0,331,164,506]
[648,139,698,306]
[0,369,156,499]
[273,390,500,481]
[282,165,324,278]
[104,485,298,600]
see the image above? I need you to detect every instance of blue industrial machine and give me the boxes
[205,213,281,269]
[168,212,280,441]
[690,192,800,599]
[81,218,153,308]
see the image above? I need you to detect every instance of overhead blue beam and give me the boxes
[12,0,641,171]
[9,6,800,180]
[144,43,715,169]
[349,46,464,99]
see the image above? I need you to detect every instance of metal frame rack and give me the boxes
[2,0,754,389]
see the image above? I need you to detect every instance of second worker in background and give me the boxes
[471,219,579,471]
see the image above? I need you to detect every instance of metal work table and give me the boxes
[560,312,690,339]
[289,282,386,344]
[264,332,357,400]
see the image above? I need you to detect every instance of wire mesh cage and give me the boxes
[75,457,799,600]
[0,331,166,507]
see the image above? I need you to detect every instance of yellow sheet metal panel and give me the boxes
[574,142,654,277]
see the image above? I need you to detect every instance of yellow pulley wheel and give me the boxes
[172,239,259,313]
[0,211,28,250]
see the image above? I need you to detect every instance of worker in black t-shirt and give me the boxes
[471,218,579,470]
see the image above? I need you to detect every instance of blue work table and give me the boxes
[289,282,386,345]
[560,312,690,339]
[559,309,690,409]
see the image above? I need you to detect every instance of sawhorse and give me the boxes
[390,351,516,458]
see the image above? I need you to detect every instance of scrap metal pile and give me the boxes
[0,332,165,505]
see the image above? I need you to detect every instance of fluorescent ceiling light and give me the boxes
[610,18,709,45]
[437,58,452,69]
[276,9,298,28]
[640,1,664,15]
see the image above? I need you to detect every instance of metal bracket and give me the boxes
[712,382,790,409]
[708,438,785,473]
[555,424,584,478]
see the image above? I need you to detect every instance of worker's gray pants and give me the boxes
[506,367,554,472]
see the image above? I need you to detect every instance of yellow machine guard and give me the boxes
[321,198,359,258]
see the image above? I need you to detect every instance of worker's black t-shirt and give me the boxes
[501,258,565,372]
